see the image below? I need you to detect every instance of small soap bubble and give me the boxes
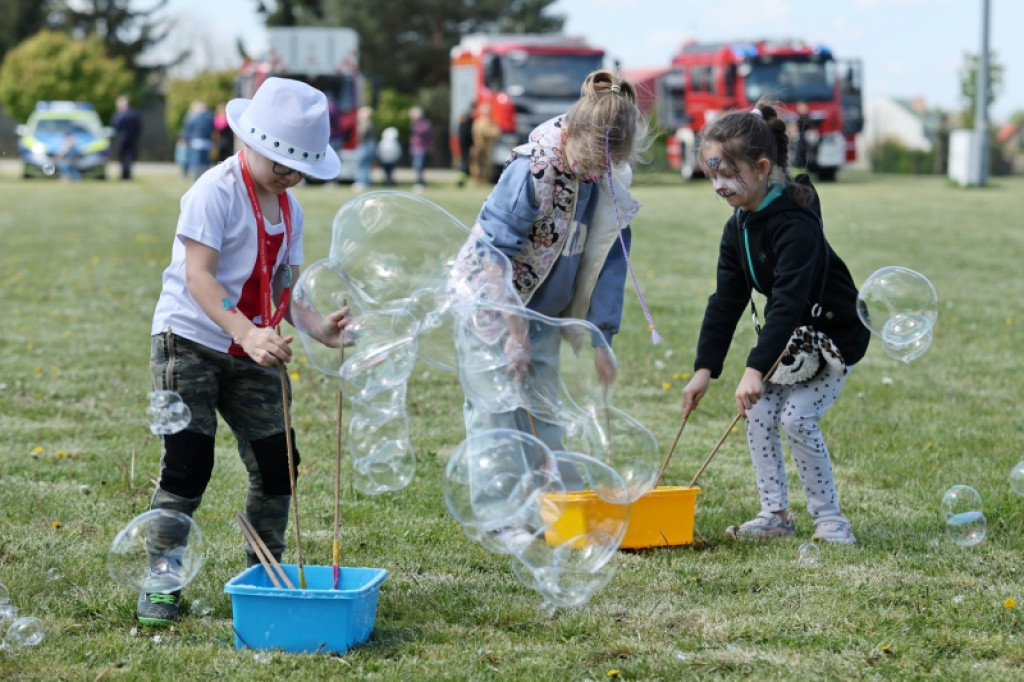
[1010,461,1024,497]
[4,616,45,647]
[190,597,212,617]
[797,542,821,568]
[152,634,163,644]
[129,626,139,637]
[146,390,192,435]
[42,161,56,176]
[46,568,60,581]
[253,652,272,664]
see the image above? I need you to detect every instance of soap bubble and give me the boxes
[1010,461,1024,496]
[443,429,563,536]
[41,161,56,176]
[857,266,937,362]
[190,597,212,617]
[942,484,983,520]
[108,509,204,593]
[942,485,986,546]
[146,390,191,435]
[797,543,821,568]
[4,617,45,647]
[46,568,60,581]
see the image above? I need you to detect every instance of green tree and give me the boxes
[164,70,236,138]
[0,30,133,122]
[45,0,186,89]
[0,0,52,66]
[959,51,1004,127]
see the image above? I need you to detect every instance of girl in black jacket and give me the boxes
[682,101,869,545]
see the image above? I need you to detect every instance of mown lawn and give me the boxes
[2,166,1024,680]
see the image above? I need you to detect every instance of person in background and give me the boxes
[111,95,142,180]
[213,103,233,163]
[408,105,433,191]
[681,100,869,545]
[471,102,501,185]
[377,126,402,186]
[182,101,215,181]
[456,106,474,187]
[53,130,82,182]
[353,105,376,190]
[139,77,351,627]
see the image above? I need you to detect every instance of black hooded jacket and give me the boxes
[693,177,870,378]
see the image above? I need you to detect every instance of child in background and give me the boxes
[139,77,351,626]
[408,105,433,190]
[377,126,402,186]
[453,70,650,480]
[681,100,869,544]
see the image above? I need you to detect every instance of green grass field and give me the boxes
[2,165,1024,680]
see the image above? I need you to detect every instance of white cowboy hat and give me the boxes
[226,77,341,180]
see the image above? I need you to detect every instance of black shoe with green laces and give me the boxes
[137,590,181,626]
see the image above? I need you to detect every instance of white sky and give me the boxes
[150,0,1022,121]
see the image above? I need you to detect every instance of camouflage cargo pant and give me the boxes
[150,331,299,566]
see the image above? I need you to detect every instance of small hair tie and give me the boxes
[750,107,763,118]
[609,84,621,94]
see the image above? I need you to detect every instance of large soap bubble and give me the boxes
[857,266,938,362]
[443,429,563,536]
[942,485,986,547]
[108,509,204,593]
[146,390,191,435]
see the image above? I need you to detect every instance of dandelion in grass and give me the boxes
[1005,598,1016,610]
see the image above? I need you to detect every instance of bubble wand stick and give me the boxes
[333,303,347,590]
[277,326,307,589]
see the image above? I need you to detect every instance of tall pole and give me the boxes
[971,0,990,185]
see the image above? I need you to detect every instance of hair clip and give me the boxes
[750,107,763,118]
[609,84,621,94]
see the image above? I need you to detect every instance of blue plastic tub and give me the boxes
[224,564,388,654]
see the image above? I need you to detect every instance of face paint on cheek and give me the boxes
[714,176,743,198]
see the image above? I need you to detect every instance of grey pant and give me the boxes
[150,331,296,566]
[459,319,585,490]
[743,365,852,521]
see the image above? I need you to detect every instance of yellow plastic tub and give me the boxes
[543,486,700,549]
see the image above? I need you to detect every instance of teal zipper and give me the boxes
[742,221,763,293]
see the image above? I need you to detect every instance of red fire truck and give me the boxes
[661,40,862,181]
[449,34,605,180]
[237,27,362,181]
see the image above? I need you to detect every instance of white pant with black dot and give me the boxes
[743,364,852,521]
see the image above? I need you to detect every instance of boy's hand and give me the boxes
[316,307,351,348]
[734,367,764,418]
[682,369,711,418]
[240,327,293,366]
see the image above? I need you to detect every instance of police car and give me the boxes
[16,101,113,179]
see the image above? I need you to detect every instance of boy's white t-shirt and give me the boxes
[151,155,305,352]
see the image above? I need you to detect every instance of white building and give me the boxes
[854,96,937,170]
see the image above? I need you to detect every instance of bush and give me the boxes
[0,30,133,122]
[870,138,936,174]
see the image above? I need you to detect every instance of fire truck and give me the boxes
[449,34,605,180]
[237,27,362,181]
[661,40,863,181]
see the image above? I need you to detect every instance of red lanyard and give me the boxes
[238,149,292,329]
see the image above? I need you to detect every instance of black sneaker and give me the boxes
[137,590,181,626]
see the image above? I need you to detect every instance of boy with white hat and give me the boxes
[139,78,350,626]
